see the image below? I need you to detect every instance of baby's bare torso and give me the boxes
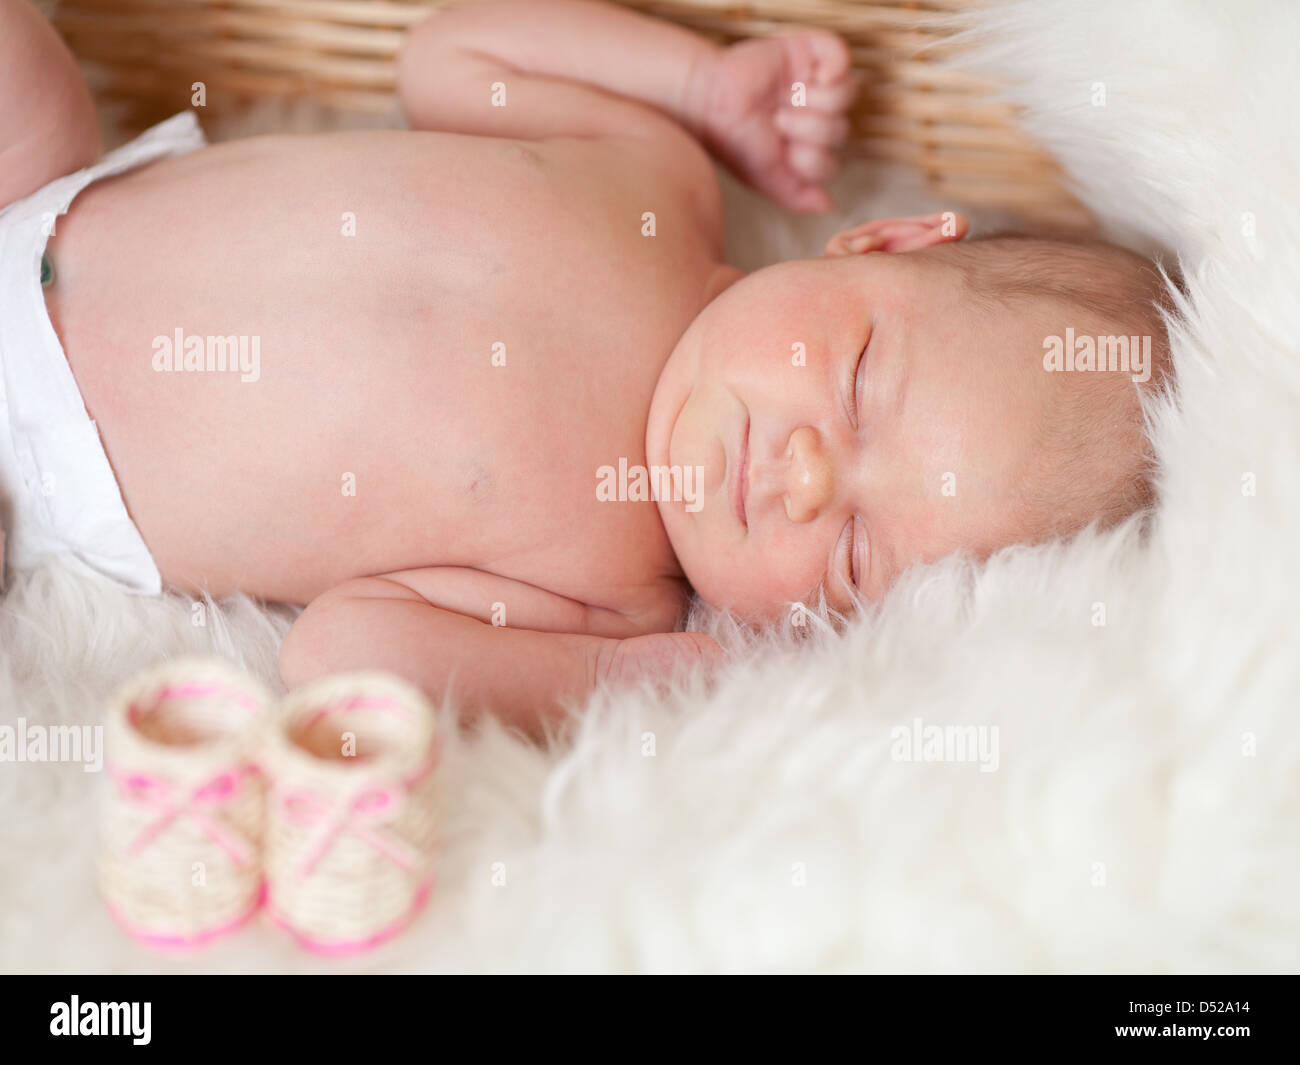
[46,129,725,619]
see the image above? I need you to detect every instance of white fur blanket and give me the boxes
[2,0,1297,972]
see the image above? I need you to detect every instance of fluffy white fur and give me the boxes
[2,0,1297,972]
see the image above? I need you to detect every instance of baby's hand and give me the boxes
[697,31,858,213]
[596,631,727,690]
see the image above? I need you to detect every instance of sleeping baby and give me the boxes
[0,0,1170,733]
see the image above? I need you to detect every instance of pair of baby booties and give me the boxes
[99,657,441,954]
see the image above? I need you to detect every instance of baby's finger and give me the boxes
[776,108,850,147]
[600,631,727,688]
[788,183,834,214]
[788,141,840,185]
[753,164,829,214]
[779,31,851,98]
[755,163,805,210]
[790,29,852,85]
[798,76,861,115]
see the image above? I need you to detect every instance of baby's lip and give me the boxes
[732,414,749,530]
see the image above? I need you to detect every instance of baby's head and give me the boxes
[646,212,1172,622]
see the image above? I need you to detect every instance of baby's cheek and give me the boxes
[699,542,815,622]
[752,550,818,615]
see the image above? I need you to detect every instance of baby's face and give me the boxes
[646,248,1068,622]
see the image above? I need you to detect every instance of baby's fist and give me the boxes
[595,631,726,691]
[696,31,858,213]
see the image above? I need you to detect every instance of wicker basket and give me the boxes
[262,672,441,954]
[99,657,272,948]
[51,0,1091,231]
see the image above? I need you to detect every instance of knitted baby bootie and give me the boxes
[262,672,440,954]
[100,657,271,948]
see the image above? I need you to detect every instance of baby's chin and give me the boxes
[655,509,710,596]
[667,541,778,624]
[656,484,797,624]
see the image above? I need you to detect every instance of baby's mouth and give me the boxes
[732,413,749,530]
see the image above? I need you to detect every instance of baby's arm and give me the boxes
[398,0,718,144]
[0,0,98,209]
[280,568,722,737]
[398,0,856,212]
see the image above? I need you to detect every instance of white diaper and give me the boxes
[0,111,206,594]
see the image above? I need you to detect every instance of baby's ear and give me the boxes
[824,212,970,256]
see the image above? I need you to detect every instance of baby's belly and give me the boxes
[43,131,690,603]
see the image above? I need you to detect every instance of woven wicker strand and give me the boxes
[99,657,273,949]
[262,672,441,954]
[52,0,1093,231]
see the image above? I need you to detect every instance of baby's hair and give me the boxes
[931,232,1177,537]
[942,231,1176,371]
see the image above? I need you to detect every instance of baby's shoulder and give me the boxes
[542,125,725,260]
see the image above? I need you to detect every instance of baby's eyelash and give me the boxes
[837,517,856,588]
[846,348,865,429]
[853,517,869,591]
[847,336,870,429]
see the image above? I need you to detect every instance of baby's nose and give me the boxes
[783,426,835,523]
